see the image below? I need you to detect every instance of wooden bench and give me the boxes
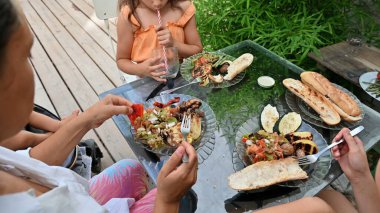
[308,41,380,87]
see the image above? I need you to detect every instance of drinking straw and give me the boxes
[156,10,169,73]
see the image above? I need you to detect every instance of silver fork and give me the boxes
[160,77,202,95]
[180,113,191,163]
[298,126,364,165]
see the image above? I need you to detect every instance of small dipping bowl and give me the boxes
[257,76,275,88]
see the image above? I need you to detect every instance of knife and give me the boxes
[146,83,166,101]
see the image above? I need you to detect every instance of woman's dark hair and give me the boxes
[0,0,20,67]
[118,0,181,22]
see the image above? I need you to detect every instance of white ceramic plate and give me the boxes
[359,71,380,101]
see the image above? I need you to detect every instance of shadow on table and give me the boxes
[225,186,300,212]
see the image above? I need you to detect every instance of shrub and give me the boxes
[194,0,380,65]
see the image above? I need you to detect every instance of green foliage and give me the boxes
[194,0,380,66]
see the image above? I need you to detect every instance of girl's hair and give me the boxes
[0,0,20,71]
[118,0,181,22]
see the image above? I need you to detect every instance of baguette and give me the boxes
[228,158,308,191]
[300,72,361,117]
[330,102,363,122]
[283,78,341,125]
[223,53,254,81]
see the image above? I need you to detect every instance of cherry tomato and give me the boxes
[242,137,247,142]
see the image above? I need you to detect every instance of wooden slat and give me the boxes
[69,0,117,40]
[56,0,116,59]
[29,0,116,93]
[42,0,122,86]
[57,0,137,83]
[32,67,57,114]
[83,0,94,7]
[28,28,115,169]
[22,0,136,161]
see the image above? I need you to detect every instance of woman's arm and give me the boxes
[29,95,133,166]
[351,173,380,213]
[0,130,50,150]
[331,128,380,213]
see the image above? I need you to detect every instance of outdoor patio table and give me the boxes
[99,40,380,212]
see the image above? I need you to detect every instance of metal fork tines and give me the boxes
[180,113,191,163]
[298,125,364,165]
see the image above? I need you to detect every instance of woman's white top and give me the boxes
[0,147,134,213]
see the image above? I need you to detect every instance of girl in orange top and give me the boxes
[116,0,203,82]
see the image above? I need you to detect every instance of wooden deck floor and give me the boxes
[20,0,137,168]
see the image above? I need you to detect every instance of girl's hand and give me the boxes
[82,95,133,129]
[155,142,198,209]
[331,128,371,183]
[141,56,167,82]
[156,25,174,47]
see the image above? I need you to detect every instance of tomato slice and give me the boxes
[377,72,380,80]
[128,104,144,128]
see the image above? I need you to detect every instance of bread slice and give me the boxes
[330,102,362,122]
[228,158,308,191]
[223,53,254,81]
[301,72,361,117]
[283,78,341,125]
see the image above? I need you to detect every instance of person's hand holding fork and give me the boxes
[331,128,380,213]
[154,141,198,213]
[331,128,370,183]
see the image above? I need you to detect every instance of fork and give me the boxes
[160,77,202,95]
[180,113,191,163]
[298,126,364,165]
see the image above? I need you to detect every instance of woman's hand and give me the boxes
[140,56,167,82]
[155,141,198,212]
[57,109,80,129]
[331,128,370,183]
[82,95,133,129]
[156,25,174,47]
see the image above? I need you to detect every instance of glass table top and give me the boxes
[100,40,380,212]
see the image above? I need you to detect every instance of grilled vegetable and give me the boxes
[366,79,380,98]
[285,132,313,143]
[293,140,318,155]
[279,112,302,135]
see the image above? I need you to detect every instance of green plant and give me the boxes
[194,0,380,66]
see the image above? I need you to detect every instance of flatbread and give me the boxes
[228,158,308,191]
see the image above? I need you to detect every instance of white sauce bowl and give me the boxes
[257,76,275,88]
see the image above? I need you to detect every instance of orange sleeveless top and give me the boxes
[120,3,196,63]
